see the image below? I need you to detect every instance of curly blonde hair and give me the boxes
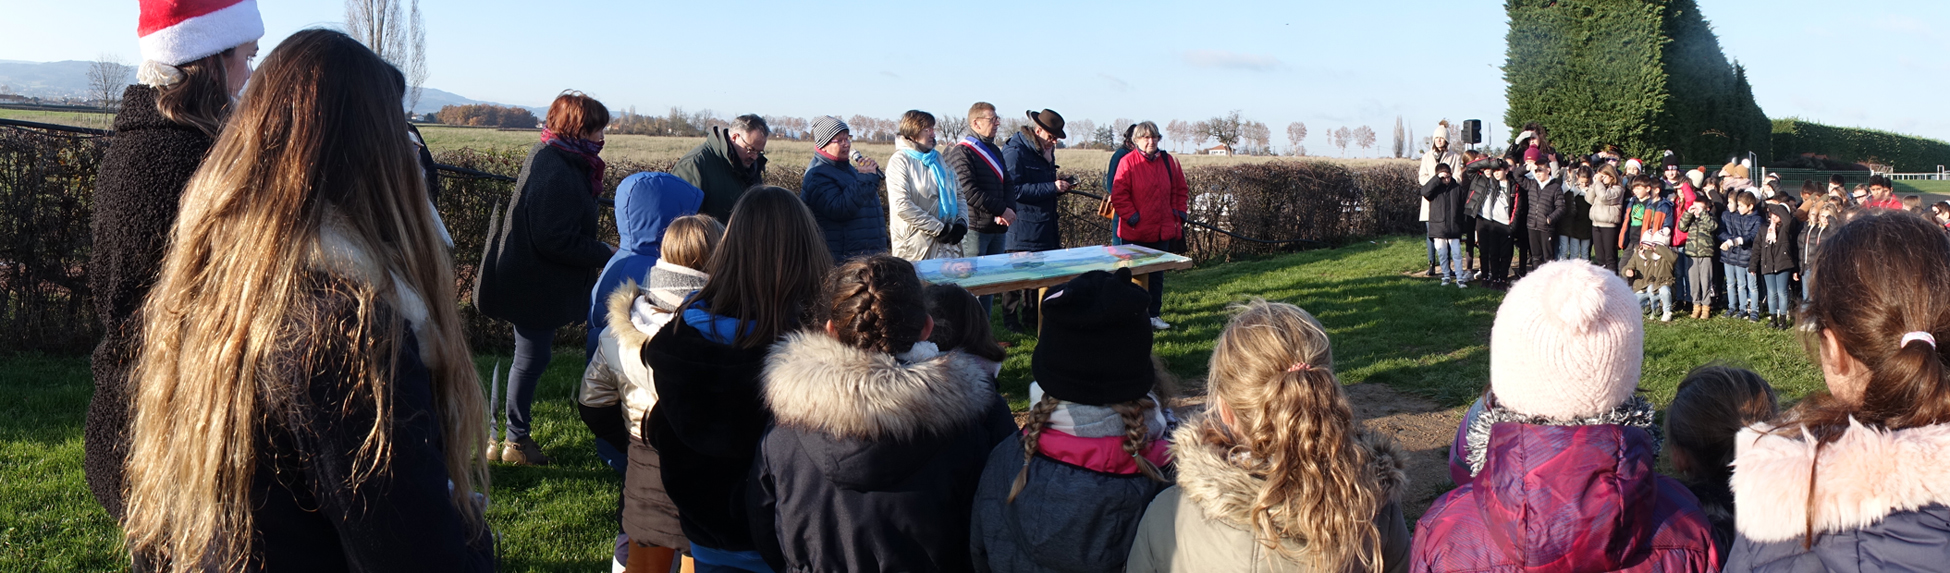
[1205,299,1383,571]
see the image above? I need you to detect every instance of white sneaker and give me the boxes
[1456,279,1468,289]
[1440,277,1452,286]
[1661,310,1673,322]
[1150,317,1171,330]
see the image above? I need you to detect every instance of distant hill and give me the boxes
[0,59,542,115]
[0,60,96,98]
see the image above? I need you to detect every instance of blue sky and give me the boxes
[4,1,1946,153]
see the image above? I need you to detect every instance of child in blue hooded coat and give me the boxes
[587,172,705,356]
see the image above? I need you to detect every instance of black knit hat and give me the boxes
[1033,267,1155,405]
[1661,150,1680,169]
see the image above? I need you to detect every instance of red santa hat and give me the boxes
[138,0,264,70]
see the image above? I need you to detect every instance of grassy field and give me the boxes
[0,235,1822,571]
[0,108,114,130]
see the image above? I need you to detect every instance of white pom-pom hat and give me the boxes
[138,0,264,67]
[1490,260,1644,420]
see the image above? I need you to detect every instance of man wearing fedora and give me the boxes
[999,109,1072,333]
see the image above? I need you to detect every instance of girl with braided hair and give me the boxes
[747,255,1015,572]
[970,268,1178,572]
[1126,299,1409,573]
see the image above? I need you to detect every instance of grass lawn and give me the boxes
[0,235,1821,571]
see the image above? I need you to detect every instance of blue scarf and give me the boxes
[900,147,960,222]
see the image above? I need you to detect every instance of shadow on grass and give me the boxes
[992,238,1499,409]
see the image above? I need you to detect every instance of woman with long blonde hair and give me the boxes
[1127,299,1407,572]
[120,29,492,572]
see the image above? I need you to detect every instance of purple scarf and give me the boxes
[541,129,606,196]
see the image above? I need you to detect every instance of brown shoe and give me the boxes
[501,435,551,466]
[485,440,503,463]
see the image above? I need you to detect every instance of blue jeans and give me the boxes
[1638,285,1672,314]
[690,544,775,573]
[1764,271,1794,317]
[1556,236,1591,261]
[1723,263,1757,316]
[506,323,556,441]
[1434,238,1466,281]
[974,231,1008,318]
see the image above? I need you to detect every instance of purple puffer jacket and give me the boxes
[1414,400,1719,573]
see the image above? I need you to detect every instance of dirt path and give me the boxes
[1342,383,1466,522]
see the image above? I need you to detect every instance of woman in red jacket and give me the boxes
[1110,121,1189,330]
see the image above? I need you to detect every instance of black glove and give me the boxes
[938,221,968,244]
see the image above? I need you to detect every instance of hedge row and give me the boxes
[1770,119,1950,173]
[0,122,1417,354]
[1503,0,1770,164]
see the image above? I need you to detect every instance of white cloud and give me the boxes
[1098,73,1133,92]
[1183,49,1283,72]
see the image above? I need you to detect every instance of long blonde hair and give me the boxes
[1205,299,1382,571]
[121,29,488,571]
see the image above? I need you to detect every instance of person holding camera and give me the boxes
[999,109,1072,333]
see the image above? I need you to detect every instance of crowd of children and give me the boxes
[1420,121,1950,331]
[86,13,1950,570]
[562,135,1950,573]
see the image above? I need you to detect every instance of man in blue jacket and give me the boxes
[800,115,889,263]
[1000,109,1072,333]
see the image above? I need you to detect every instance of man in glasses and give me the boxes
[673,114,770,222]
[944,102,1016,316]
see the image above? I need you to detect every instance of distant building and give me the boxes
[1205,144,1232,156]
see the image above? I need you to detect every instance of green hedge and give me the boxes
[1504,0,1769,164]
[1771,119,1950,172]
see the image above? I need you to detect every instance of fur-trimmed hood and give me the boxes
[308,213,435,361]
[762,331,995,440]
[1172,419,1406,541]
[1731,419,1950,543]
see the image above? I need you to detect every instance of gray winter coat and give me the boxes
[1723,421,1950,573]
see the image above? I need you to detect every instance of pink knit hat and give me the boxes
[1490,260,1644,419]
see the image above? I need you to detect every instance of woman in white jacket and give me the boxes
[886,110,968,261]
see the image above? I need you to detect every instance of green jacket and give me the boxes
[671,126,767,221]
[1677,208,1720,258]
[1621,244,1677,291]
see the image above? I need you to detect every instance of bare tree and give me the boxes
[87,54,134,118]
[345,0,428,113]
[1112,118,1134,141]
[1189,121,1212,150]
[1069,119,1097,148]
[938,115,968,139]
[1241,121,1270,155]
[1166,120,1187,152]
[1392,116,1406,158]
[1286,122,1307,156]
[1353,126,1377,157]
[1201,111,1244,154]
[1332,127,1352,156]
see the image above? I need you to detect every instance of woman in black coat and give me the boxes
[85,26,260,520]
[474,91,614,466]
